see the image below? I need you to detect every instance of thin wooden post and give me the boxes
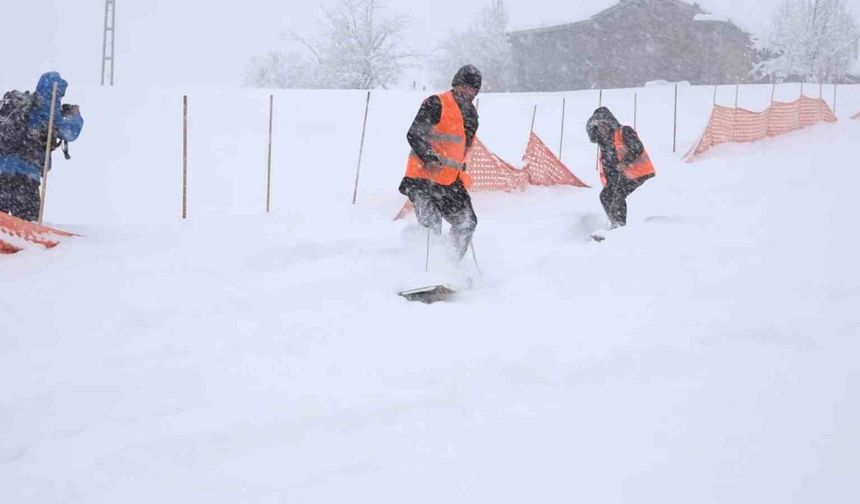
[771,83,777,104]
[819,82,823,99]
[182,95,188,220]
[713,85,718,106]
[530,104,537,133]
[800,81,804,97]
[633,92,638,130]
[558,97,566,160]
[734,83,739,108]
[266,94,274,213]
[673,83,679,154]
[37,82,59,225]
[351,91,372,205]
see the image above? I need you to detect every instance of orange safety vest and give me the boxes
[405,91,473,188]
[599,128,655,186]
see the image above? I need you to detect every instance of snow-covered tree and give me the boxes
[761,0,859,82]
[244,51,324,89]
[431,0,515,92]
[245,0,413,89]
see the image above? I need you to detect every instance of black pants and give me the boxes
[400,177,477,262]
[0,173,41,222]
[600,176,646,228]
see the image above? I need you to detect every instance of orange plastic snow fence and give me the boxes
[523,132,589,188]
[394,134,590,220]
[395,137,528,220]
[0,211,76,254]
[685,96,837,161]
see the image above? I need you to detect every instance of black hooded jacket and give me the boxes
[587,107,644,183]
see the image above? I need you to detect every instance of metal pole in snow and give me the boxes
[37,82,59,225]
[470,241,482,277]
[734,84,740,108]
[266,94,274,213]
[633,92,638,130]
[182,95,188,220]
[771,83,777,104]
[713,85,717,106]
[558,97,566,160]
[351,91,372,205]
[530,104,537,133]
[595,89,603,171]
[424,229,431,272]
[833,84,838,114]
[673,83,679,154]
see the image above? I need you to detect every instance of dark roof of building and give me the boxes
[508,0,708,38]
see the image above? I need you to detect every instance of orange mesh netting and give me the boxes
[394,137,528,220]
[523,132,589,188]
[394,134,589,220]
[685,96,837,161]
[0,211,75,254]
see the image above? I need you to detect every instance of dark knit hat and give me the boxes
[451,65,482,92]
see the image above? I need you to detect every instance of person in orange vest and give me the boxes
[398,65,481,262]
[587,107,655,229]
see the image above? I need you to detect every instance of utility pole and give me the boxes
[101,0,117,86]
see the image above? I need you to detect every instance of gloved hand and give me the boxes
[424,160,443,174]
[61,104,80,118]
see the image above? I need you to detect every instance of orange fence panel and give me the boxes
[685,96,837,161]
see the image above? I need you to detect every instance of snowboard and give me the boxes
[398,284,457,304]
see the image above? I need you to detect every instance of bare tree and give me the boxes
[431,0,515,92]
[246,0,413,89]
[762,0,859,82]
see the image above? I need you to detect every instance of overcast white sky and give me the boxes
[1,0,857,91]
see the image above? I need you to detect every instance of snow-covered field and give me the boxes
[2,84,859,502]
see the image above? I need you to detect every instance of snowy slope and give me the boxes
[1,84,859,503]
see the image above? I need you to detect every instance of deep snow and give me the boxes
[1,84,859,503]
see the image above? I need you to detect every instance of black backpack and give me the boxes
[0,90,37,155]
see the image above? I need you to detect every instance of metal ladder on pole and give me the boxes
[100,0,117,86]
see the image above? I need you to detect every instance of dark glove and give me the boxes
[61,104,80,117]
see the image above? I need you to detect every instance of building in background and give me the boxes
[508,0,756,91]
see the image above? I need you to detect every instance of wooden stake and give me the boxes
[771,83,777,103]
[558,97,566,160]
[800,81,804,97]
[819,82,823,99]
[182,95,188,220]
[713,85,718,106]
[673,83,679,154]
[266,94,274,213]
[37,82,59,225]
[734,83,739,108]
[351,91,372,205]
[530,104,537,133]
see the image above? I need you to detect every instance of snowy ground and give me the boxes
[1,84,859,503]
